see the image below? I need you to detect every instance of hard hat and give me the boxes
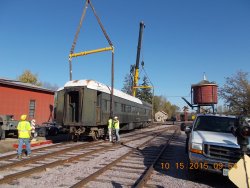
[191,115,196,120]
[114,116,118,120]
[20,114,27,121]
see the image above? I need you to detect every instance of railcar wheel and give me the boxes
[91,131,99,141]
[72,134,79,142]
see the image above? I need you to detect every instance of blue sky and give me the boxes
[1,0,250,109]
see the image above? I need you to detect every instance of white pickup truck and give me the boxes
[186,113,250,176]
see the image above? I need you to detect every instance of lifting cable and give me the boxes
[88,0,113,47]
[68,0,115,118]
[69,0,88,81]
[68,0,114,81]
[69,0,88,55]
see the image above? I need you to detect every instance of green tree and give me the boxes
[153,95,180,119]
[121,73,133,95]
[17,70,42,86]
[219,71,250,115]
[137,76,153,103]
[170,104,180,118]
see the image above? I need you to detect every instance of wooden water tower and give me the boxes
[191,75,218,113]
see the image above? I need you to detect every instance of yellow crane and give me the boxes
[132,21,153,97]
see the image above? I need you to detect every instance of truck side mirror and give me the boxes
[233,116,250,153]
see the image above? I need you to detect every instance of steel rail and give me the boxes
[134,130,179,187]
[0,141,102,171]
[0,125,169,162]
[0,127,172,185]
[0,142,64,161]
[70,127,178,188]
[0,145,111,185]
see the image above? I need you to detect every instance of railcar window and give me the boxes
[115,102,120,112]
[97,92,101,107]
[139,108,144,114]
[126,105,131,113]
[149,110,152,116]
[121,104,126,112]
[136,107,140,115]
[29,100,36,118]
[103,99,109,112]
[131,106,136,113]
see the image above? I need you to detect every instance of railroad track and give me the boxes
[70,127,179,187]
[0,125,177,186]
[0,124,169,162]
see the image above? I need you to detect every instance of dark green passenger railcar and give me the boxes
[54,79,152,140]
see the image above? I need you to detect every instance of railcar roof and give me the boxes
[61,79,143,104]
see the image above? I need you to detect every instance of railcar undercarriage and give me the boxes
[69,126,105,141]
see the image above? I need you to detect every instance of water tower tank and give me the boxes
[192,80,218,105]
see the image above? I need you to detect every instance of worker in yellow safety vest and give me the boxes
[17,114,32,159]
[108,116,113,142]
[113,116,120,142]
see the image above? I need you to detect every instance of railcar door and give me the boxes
[96,92,101,123]
[64,89,82,124]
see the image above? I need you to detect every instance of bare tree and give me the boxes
[41,82,59,91]
[219,71,250,115]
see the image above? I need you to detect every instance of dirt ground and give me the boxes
[0,138,18,154]
[0,134,73,155]
[0,137,49,154]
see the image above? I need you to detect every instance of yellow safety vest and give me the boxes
[108,119,113,129]
[114,120,119,129]
[17,121,31,138]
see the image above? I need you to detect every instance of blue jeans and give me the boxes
[115,129,120,142]
[17,138,31,156]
